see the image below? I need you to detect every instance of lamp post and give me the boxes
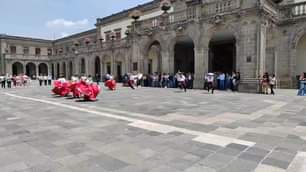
[73,40,80,76]
[110,32,116,77]
[85,38,91,76]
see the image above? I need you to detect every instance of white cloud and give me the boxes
[60,32,69,38]
[46,19,89,28]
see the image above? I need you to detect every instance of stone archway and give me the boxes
[26,62,36,78]
[147,41,162,74]
[208,32,237,74]
[39,63,48,76]
[174,36,195,74]
[12,62,24,76]
[295,34,306,78]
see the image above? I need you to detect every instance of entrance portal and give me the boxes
[209,33,236,73]
[147,41,161,74]
[39,63,48,76]
[174,38,194,73]
[26,63,36,78]
[12,62,24,76]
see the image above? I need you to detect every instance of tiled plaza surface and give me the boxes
[0,84,306,172]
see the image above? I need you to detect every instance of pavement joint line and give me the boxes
[4,93,256,147]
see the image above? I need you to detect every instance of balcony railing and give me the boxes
[202,0,240,16]
[281,1,306,19]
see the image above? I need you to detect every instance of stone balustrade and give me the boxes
[202,0,240,16]
[281,1,306,19]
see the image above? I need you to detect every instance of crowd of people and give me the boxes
[0,74,31,88]
[298,72,306,96]
[260,72,276,95]
[37,75,53,86]
[2,70,306,97]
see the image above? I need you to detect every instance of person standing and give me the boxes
[206,73,215,94]
[95,73,100,85]
[44,75,48,86]
[219,72,225,90]
[298,73,306,96]
[0,75,5,88]
[128,73,136,90]
[177,72,187,92]
[269,74,276,95]
[48,74,52,86]
[6,75,12,88]
[262,72,270,94]
[38,75,43,86]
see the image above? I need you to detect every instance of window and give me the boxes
[35,48,41,56]
[114,29,122,40]
[48,49,52,56]
[105,31,111,41]
[23,47,29,55]
[10,46,16,55]
[133,62,138,71]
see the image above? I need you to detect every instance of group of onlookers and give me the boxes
[298,72,306,96]
[260,73,276,95]
[37,75,53,86]
[0,74,31,88]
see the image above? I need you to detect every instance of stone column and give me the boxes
[256,20,267,77]
[36,63,39,77]
[161,46,174,74]
[194,47,208,89]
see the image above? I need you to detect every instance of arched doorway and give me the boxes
[174,37,195,73]
[80,58,86,75]
[51,63,55,79]
[62,62,66,78]
[68,61,73,79]
[26,62,36,78]
[12,62,24,75]
[39,63,48,76]
[147,41,162,74]
[296,34,306,78]
[57,63,60,78]
[209,32,236,74]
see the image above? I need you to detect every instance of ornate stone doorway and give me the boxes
[147,41,162,74]
[12,62,24,76]
[39,63,48,76]
[26,62,36,78]
[174,37,195,74]
[209,33,236,73]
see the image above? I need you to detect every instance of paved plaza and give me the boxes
[0,84,306,172]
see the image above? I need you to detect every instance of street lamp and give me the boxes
[110,32,116,77]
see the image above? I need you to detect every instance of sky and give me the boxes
[0,0,152,40]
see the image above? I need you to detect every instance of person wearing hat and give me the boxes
[206,73,215,94]
[177,72,187,92]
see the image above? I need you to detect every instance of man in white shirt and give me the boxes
[177,72,187,92]
[206,73,215,94]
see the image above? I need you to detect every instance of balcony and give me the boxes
[138,0,241,30]
[281,1,306,20]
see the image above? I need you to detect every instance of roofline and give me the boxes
[0,34,52,43]
[95,0,159,26]
[53,28,97,43]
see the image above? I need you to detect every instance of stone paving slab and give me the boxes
[0,86,306,171]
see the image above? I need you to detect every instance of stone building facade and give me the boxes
[1,0,306,91]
